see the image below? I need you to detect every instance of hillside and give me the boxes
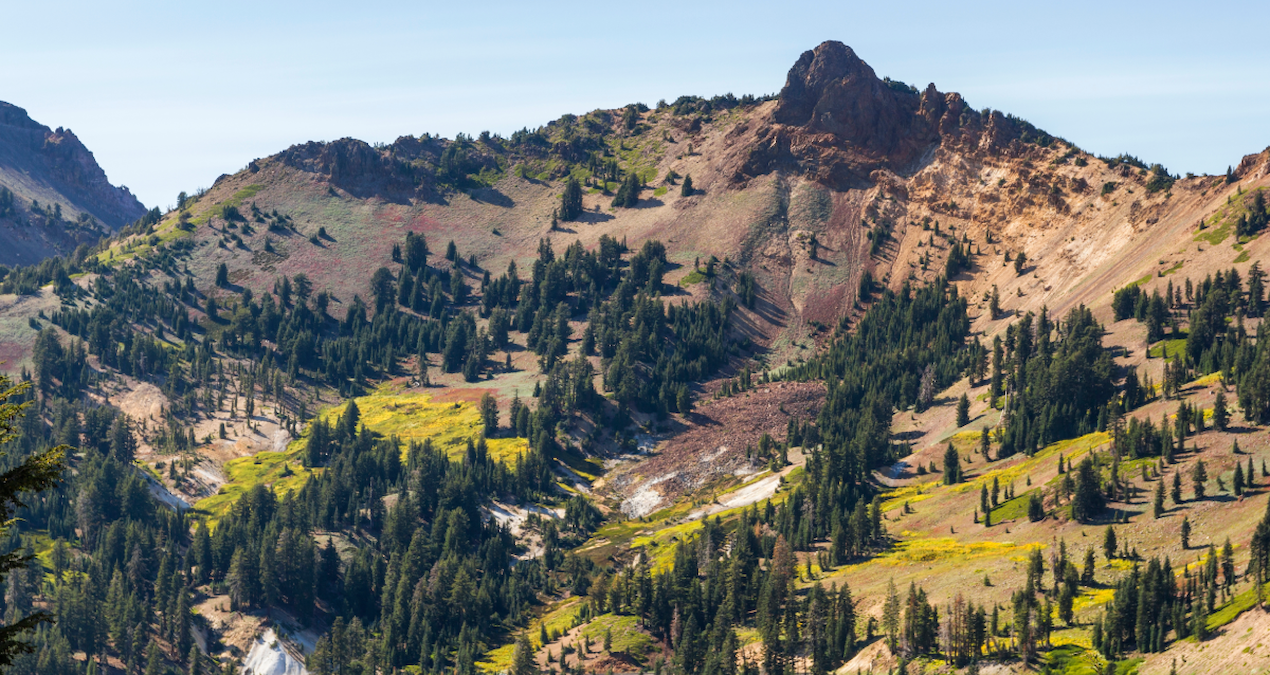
[1,41,1269,675]
[0,100,148,265]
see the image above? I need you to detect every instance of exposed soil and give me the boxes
[602,381,824,516]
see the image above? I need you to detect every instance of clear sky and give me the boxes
[4,0,1268,210]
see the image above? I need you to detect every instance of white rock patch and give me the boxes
[241,628,306,675]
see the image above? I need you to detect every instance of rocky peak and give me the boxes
[772,42,937,164]
[0,101,146,229]
[773,42,883,128]
[737,42,994,189]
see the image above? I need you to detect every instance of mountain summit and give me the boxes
[0,101,147,264]
[737,40,1040,188]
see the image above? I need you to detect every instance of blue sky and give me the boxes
[5,0,1268,209]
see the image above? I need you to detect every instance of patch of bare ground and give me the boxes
[602,381,824,515]
[1140,604,1270,675]
[195,593,264,662]
[536,618,668,673]
[107,369,305,506]
[485,500,564,561]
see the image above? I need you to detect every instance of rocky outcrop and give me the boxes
[1234,147,1270,182]
[0,101,149,264]
[735,41,1025,190]
[0,101,146,229]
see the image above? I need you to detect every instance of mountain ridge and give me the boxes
[0,100,148,265]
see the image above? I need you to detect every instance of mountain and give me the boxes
[0,101,148,266]
[3,41,1270,675]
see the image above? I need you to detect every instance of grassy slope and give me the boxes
[193,385,529,522]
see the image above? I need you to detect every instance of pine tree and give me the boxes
[1072,457,1105,523]
[1192,595,1209,641]
[145,642,163,675]
[188,646,202,675]
[1172,470,1183,504]
[560,177,584,221]
[1193,460,1208,500]
[1027,491,1045,522]
[1103,526,1117,561]
[612,172,641,208]
[0,375,66,665]
[1153,479,1164,519]
[943,443,961,485]
[480,392,499,437]
[881,578,901,650]
[681,174,694,197]
[956,394,970,427]
[215,262,229,287]
[980,426,991,460]
[1181,516,1191,549]
[989,336,1003,406]
[1234,462,1245,496]
[1214,390,1228,430]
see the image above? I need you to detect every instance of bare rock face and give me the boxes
[0,101,148,264]
[738,41,999,189]
[774,42,934,162]
[281,138,410,198]
[0,101,146,229]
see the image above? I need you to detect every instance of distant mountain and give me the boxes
[0,101,147,266]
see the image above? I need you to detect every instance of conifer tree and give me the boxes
[0,375,66,665]
[1191,596,1208,641]
[1153,479,1164,519]
[480,391,499,437]
[508,634,537,675]
[1072,457,1104,523]
[1181,516,1191,549]
[1103,526,1117,561]
[612,172,641,208]
[881,579,900,650]
[1193,460,1207,500]
[956,394,970,427]
[681,174,693,197]
[560,177,584,221]
[942,443,961,485]
[145,642,163,675]
[1172,470,1183,504]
